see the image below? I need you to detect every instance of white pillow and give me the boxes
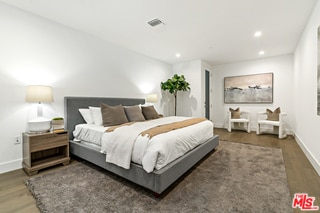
[89,106,103,126]
[78,109,94,124]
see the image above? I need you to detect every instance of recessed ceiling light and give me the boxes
[176,53,181,58]
[254,31,262,37]
[259,51,265,55]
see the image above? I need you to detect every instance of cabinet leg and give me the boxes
[25,170,39,176]
[23,167,38,176]
[29,171,39,176]
[63,161,70,166]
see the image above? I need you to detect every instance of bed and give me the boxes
[65,96,219,195]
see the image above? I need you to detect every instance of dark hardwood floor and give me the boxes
[0,128,319,213]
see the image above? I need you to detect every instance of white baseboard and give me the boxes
[214,123,294,135]
[0,159,22,174]
[294,134,320,176]
[214,123,224,128]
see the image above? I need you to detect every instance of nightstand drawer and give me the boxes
[29,132,68,152]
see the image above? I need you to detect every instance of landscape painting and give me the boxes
[224,73,273,103]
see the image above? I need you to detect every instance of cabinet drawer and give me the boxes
[29,132,68,152]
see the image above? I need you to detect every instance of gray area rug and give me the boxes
[25,141,292,213]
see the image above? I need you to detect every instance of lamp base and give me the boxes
[28,117,51,133]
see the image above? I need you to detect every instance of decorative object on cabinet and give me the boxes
[52,117,64,132]
[161,74,190,115]
[224,73,273,104]
[227,108,250,133]
[256,107,287,139]
[26,85,54,133]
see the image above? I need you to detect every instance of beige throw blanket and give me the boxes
[106,122,135,132]
[106,117,207,139]
[141,117,207,139]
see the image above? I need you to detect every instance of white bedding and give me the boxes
[73,116,214,173]
[73,124,107,146]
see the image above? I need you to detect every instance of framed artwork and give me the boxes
[317,26,320,116]
[224,73,273,103]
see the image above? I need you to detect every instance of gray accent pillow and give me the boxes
[141,105,160,120]
[100,103,128,126]
[124,105,146,122]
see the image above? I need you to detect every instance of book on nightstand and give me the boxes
[53,128,65,133]
[52,117,65,132]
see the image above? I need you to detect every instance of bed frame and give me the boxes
[64,96,219,194]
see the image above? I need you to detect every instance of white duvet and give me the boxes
[73,124,107,146]
[100,116,213,173]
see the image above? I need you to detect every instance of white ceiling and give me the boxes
[0,0,318,65]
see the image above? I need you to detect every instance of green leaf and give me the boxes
[160,74,191,94]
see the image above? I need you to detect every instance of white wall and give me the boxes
[172,60,212,118]
[0,3,172,173]
[293,0,320,175]
[212,54,294,133]
[172,60,202,117]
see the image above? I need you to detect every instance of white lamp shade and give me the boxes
[26,85,54,103]
[146,94,158,103]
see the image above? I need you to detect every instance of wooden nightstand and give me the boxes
[22,131,70,176]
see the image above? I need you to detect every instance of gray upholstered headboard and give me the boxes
[64,97,145,140]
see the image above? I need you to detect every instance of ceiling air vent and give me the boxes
[147,18,164,27]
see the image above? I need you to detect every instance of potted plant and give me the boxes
[161,74,191,116]
[52,117,64,131]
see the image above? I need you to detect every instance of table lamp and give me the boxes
[146,94,158,104]
[26,85,54,133]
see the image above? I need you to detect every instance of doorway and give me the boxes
[205,70,210,120]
